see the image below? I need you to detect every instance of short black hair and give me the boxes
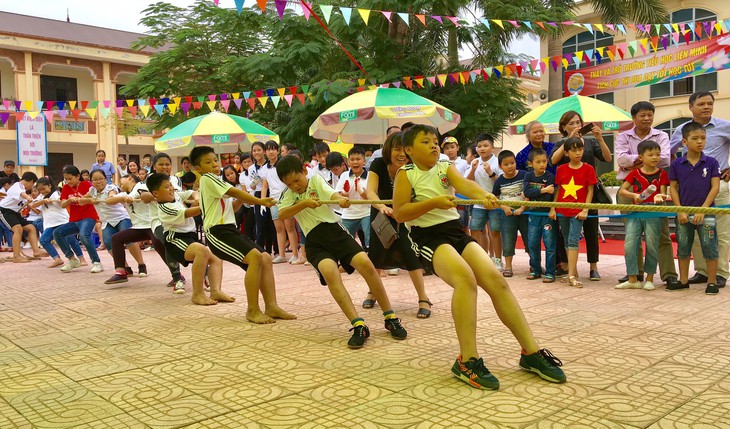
[528,147,547,162]
[475,133,494,145]
[682,121,706,139]
[563,137,585,151]
[181,171,197,185]
[36,176,55,194]
[264,140,279,151]
[181,156,190,164]
[80,169,89,177]
[288,149,302,160]
[386,125,401,134]
[348,146,366,158]
[146,172,169,192]
[0,177,11,187]
[117,154,126,161]
[190,146,215,166]
[403,124,438,147]
[382,132,405,166]
[125,174,141,184]
[282,143,296,152]
[96,150,106,156]
[498,150,515,166]
[90,169,107,180]
[152,153,171,166]
[401,122,415,131]
[63,165,80,176]
[466,145,477,158]
[689,91,714,105]
[630,101,655,117]
[21,172,38,182]
[276,155,305,180]
[637,140,661,155]
[325,152,346,169]
[143,153,152,159]
[314,142,330,155]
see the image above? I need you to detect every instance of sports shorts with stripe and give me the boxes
[164,230,199,267]
[0,208,29,228]
[408,219,476,276]
[306,222,363,286]
[205,224,264,270]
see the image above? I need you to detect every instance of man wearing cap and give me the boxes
[0,160,20,184]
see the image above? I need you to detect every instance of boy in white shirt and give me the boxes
[335,147,370,248]
[0,172,46,262]
[277,155,407,349]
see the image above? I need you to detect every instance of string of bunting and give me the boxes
[226,0,728,40]
[0,24,725,127]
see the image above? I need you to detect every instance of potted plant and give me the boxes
[599,171,622,204]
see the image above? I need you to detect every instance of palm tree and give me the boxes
[545,0,668,101]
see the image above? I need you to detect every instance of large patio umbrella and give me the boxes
[510,94,632,135]
[310,88,460,144]
[155,111,279,156]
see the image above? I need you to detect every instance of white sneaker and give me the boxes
[643,281,656,291]
[288,256,298,264]
[173,280,185,294]
[492,258,503,271]
[90,262,104,273]
[272,255,287,264]
[22,242,31,249]
[144,246,155,252]
[60,258,81,272]
[387,268,399,276]
[615,281,642,289]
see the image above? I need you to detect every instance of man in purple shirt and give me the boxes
[669,91,730,287]
[615,101,678,286]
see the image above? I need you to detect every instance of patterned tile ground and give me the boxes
[1,250,730,427]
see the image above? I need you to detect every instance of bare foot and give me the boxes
[191,294,218,306]
[33,251,49,258]
[265,306,297,320]
[291,258,306,265]
[79,259,89,266]
[13,258,32,263]
[47,259,64,268]
[209,291,236,303]
[247,310,276,324]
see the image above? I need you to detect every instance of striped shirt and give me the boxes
[158,190,196,233]
[199,173,235,231]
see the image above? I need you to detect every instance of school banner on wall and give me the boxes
[565,34,730,97]
[16,113,48,166]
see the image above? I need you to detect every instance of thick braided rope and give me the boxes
[317,199,730,215]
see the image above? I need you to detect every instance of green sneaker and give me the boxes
[451,355,500,390]
[519,348,566,383]
[347,325,370,349]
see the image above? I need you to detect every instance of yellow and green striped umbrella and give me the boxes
[155,111,278,156]
[510,94,632,135]
[310,88,460,144]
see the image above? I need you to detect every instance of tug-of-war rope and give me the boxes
[317,199,730,216]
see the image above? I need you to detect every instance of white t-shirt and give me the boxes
[471,155,502,209]
[149,174,182,232]
[450,157,470,176]
[264,165,288,200]
[247,163,268,192]
[37,191,69,228]
[307,165,334,187]
[334,169,370,220]
[278,174,340,236]
[401,160,460,228]
[26,195,43,221]
[0,182,28,212]
[199,173,236,231]
[122,182,152,229]
[158,190,196,233]
[88,184,129,228]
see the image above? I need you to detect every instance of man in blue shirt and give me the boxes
[90,150,116,185]
[669,91,730,287]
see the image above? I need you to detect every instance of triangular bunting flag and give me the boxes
[432,15,443,25]
[127,106,138,117]
[233,99,243,110]
[295,93,306,105]
[507,20,519,28]
[271,96,281,108]
[660,34,669,51]
[58,110,68,120]
[13,100,21,111]
[639,39,648,55]
[381,11,392,23]
[243,91,251,99]
[247,98,256,110]
[220,100,230,112]
[617,43,626,59]
[627,41,637,57]
[100,107,110,119]
[154,105,164,116]
[492,19,504,29]
[24,101,32,111]
[180,103,191,115]
[207,94,217,102]
[300,1,312,20]
[2,100,10,110]
[414,77,424,87]
[683,30,692,45]
[416,14,426,27]
[460,71,470,84]
[125,99,134,107]
[481,19,491,29]
[397,13,409,26]
[284,94,294,107]
[392,81,401,88]
[103,100,111,108]
[594,24,603,33]
[139,105,151,117]
[114,107,124,118]
[0,112,9,126]
[523,21,533,30]
[358,9,370,25]
[650,36,659,52]
[583,23,593,34]
[616,24,626,34]
[275,0,286,20]
[320,5,333,23]
[70,109,82,121]
[437,74,447,86]
[14,112,26,122]
[256,0,266,13]
[43,110,54,125]
[340,7,352,25]
[234,0,245,14]
[448,73,459,84]
[192,102,203,110]
[403,79,413,89]
[86,108,97,120]
[447,17,460,27]
[276,88,286,97]
[426,76,436,86]
[136,99,145,107]
[258,97,268,107]
[206,100,217,112]
[535,21,546,31]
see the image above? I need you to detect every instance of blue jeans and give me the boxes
[527,215,556,276]
[0,221,12,246]
[624,217,662,276]
[32,219,44,236]
[53,218,100,263]
[342,217,370,249]
[40,225,83,259]
[501,214,528,257]
[470,208,502,231]
[677,215,718,260]
[558,216,584,250]
[102,218,132,250]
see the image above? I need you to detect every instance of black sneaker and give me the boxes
[384,317,407,340]
[688,273,708,284]
[664,276,680,287]
[104,273,128,285]
[705,283,719,295]
[124,266,134,276]
[589,270,601,281]
[451,355,500,390]
[717,276,726,288]
[519,349,566,383]
[666,282,690,291]
[347,325,370,349]
[555,267,569,277]
[138,264,147,278]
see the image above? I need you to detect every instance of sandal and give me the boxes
[527,272,542,280]
[542,275,555,283]
[417,300,432,319]
[568,276,583,288]
[502,269,513,278]
[362,292,376,309]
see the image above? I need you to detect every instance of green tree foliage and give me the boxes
[123,0,566,153]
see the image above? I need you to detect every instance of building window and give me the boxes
[656,117,692,155]
[40,75,77,102]
[650,8,717,99]
[116,84,127,101]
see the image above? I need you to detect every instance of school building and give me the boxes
[0,11,159,181]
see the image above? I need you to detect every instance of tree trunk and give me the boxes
[547,35,564,102]
[447,28,459,68]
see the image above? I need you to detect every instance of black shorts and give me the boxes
[306,222,364,286]
[408,219,476,275]
[205,224,264,270]
[0,208,29,229]
[164,230,200,267]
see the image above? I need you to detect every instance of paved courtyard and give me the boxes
[1,247,729,428]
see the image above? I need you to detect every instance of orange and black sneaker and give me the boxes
[451,355,500,390]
